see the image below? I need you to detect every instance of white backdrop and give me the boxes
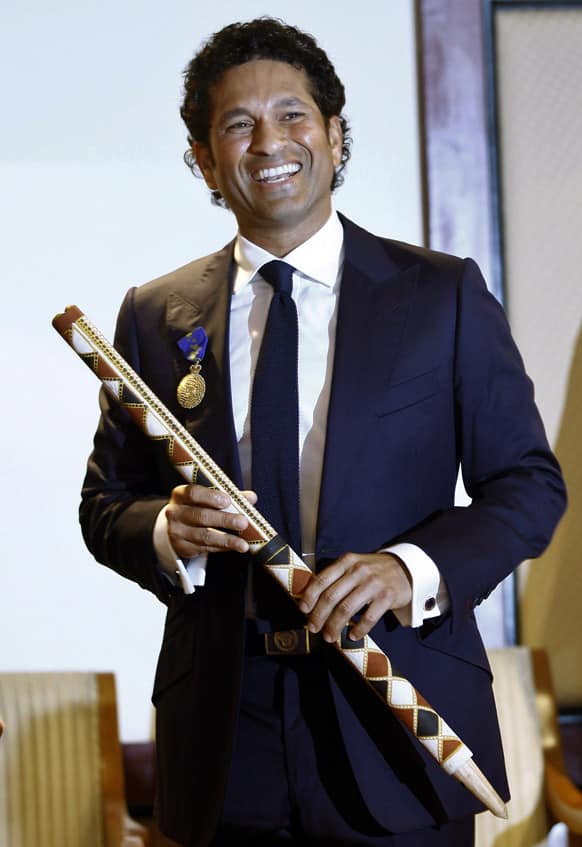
[0,0,422,740]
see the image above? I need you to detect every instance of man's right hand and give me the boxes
[165,484,257,558]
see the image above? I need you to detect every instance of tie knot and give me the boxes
[260,260,295,295]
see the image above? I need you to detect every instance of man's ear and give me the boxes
[328,116,343,169]
[193,143,218,190]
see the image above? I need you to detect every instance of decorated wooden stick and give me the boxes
[52,304,507,819]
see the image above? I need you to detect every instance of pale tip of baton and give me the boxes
[454,758,509,819]
[491,799,509,820]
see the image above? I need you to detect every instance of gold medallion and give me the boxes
[177,363,206,409]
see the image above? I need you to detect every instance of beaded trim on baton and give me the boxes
[52,305,507,819]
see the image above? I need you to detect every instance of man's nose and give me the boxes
[248,119,286,155]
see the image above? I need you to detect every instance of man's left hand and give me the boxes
[298,553,412,643]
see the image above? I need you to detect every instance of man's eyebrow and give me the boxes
[274,97,310,109]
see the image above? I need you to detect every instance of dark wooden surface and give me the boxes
[123,741,181,846]
[122,741,156,814]
[561,718,582,789]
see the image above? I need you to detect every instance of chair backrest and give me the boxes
[0,672,106,847]
[476,647,549,847]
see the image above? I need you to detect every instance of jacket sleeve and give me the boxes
[399,258,567,626]
[79,287,174,604]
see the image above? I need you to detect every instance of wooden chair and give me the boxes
[0,672,147,847]
[476,647,582,847]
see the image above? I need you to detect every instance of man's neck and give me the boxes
[238,208,333,257]
[233,211,342,295]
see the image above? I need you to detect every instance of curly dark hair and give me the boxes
[180,17,352,206]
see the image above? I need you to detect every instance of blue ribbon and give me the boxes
[177,327,208,363]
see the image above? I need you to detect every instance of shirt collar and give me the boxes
[233,211,344,294]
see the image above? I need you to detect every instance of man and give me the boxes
[80,18,566,847]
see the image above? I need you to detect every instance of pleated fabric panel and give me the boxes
[0,672,104,847]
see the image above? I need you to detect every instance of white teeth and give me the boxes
[254,163,301,182]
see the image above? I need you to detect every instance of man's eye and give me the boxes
[226,120,253,132]
[281,112,304,122]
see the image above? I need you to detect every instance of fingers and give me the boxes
[298,553,411,644]
[348,597,392,642]
[166,484,256,558]
[298,556,358,620]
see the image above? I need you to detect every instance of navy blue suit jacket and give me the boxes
[80,216,566,846]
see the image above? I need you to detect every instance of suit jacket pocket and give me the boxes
[376,367,441,417]
[152,593,200,706]
[416,613,492,678]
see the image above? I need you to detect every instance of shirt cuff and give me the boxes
[153,505,207,594]
[381,542,449,627]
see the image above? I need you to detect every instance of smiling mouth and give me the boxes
[252,163,302,183]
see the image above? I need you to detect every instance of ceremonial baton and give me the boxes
[52,305,507,819]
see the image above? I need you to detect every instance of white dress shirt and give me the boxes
[155,212,448,626]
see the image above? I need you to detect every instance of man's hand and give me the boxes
[298,553,412,643]
[165,484,257,558]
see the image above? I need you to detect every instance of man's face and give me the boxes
[195,59,343,249]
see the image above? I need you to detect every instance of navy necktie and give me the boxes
[251,260,301,555]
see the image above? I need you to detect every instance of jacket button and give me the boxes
[424,597,436,611]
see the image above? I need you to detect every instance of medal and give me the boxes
[177,362,206,409]
[176,326,208,410]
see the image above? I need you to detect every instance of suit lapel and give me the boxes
[316,218,420,551]
[165,241,242,486]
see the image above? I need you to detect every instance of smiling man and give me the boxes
[80,17,566,847]
[194,59,343,254]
